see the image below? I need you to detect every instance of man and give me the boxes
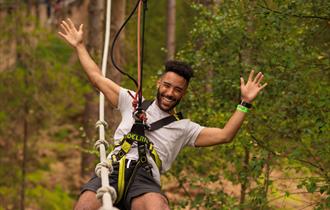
[58,18,267,210]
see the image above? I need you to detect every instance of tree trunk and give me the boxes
[239,147,249,208]
[166,0,176,60]
[20,74,28,210]
[81,92,99,178]
[35,0,40,27]
[263,152,272,200]
[26,0,33,16]
[106,0,126,133]
[37,1,49,28]
[87,0,104,59]
[81,0,105,178]
[238,1,256,208]
[0,2,17,71]
[15,1,27,209]
[201,1,214,93]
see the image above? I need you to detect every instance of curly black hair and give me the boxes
[164,60,194,83]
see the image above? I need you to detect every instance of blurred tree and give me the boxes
[80,0,104,179]
[166,0,176,60]
[106,0,126,133]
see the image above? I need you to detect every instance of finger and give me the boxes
[67,18,75,30]
[248,70,254,81]
[79,24,83,32]
[57,31,66,39]
[240,76,245,87]
[253,72,262,83]
[61,20,70,33]
[256,74,264,84]
[259,83,268,90]
[60,22,70,34]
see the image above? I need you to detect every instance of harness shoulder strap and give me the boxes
[141,99,184,131]
[141,99,154,111]
[149,112,184,131]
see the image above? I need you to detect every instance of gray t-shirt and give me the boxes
[109,88,204,180]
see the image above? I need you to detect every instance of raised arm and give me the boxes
[58,18,120,107]
[195,70,267,147]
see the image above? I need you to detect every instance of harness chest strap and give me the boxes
[111,133,162,170]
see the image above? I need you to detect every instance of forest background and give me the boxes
[0,0,329,209]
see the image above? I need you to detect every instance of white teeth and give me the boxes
[163,97,173,102]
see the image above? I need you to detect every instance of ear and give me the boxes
[157,79,161,88]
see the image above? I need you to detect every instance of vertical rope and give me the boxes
[96,0,118,209]
[140,0,147,106]
[135,0,147,108]
[133,0,143,108]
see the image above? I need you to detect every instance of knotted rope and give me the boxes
[94,0,117,209]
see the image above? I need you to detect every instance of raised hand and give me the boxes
[240,70,267,103]
[58,18,83,48]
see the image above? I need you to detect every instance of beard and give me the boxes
[156,88,181,112]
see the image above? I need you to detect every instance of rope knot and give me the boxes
[94,139,110,150]
[95,120,108,129]
[96,185,117,203]
[95,160,114,177]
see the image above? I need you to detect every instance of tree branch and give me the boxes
[250,134,327,177]
[258,4,330,21]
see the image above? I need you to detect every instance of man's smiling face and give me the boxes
[156,71,188,112]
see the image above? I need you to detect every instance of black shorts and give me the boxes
[80,160,163,210]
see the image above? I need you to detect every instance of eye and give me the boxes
[162,82,171,88]
[174,88,183,94]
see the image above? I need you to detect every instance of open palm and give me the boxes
[240,70,267,103]
[58,18,83,48]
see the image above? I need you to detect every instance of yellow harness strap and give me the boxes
[112,134,163,204]
[149,143,162,170]
[116,156,126,203]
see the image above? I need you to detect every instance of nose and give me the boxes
[165,87,176,97]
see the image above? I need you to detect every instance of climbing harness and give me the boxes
[110,100,184,204]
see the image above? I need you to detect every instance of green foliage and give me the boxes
[168,0,330,209]
[0,7,88,209]
[26,185,74,210]
[1,0,329,209]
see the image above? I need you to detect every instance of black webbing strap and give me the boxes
[130,122,152,174]
[141,100,184,131]
[148,113,183,131]
[141,99,154,110]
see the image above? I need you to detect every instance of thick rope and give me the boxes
[95,0,117,209]
[137,0,142,98]
[139,0,147,107]
[133,0,147,111]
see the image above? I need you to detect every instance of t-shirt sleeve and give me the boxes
[117,87,135,112]
[184,120,204,147]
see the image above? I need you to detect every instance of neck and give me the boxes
[155,99,175,114]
